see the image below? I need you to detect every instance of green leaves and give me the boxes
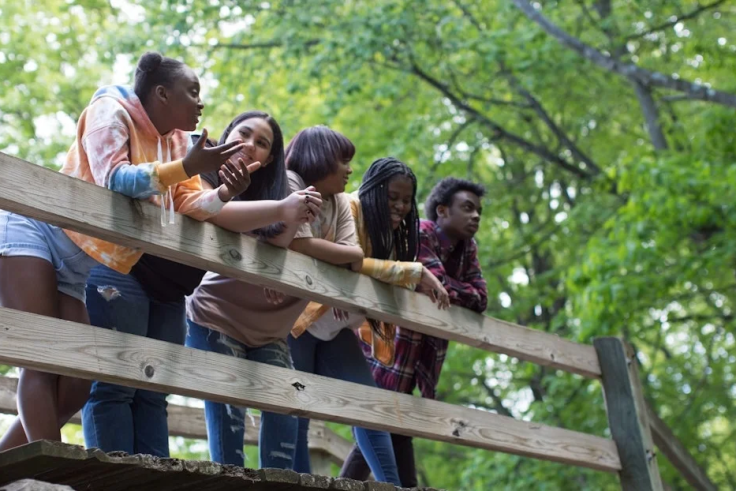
[2,0,735,487]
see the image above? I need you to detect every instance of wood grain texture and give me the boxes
[0,440,394,491]
[0,377,350,464]
[0,308,620,472]
[0,154,600,378]
[646,404,717,491]
[594,338,662,490]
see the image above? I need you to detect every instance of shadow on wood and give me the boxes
[0,308,620,472]
[0,440,410,491]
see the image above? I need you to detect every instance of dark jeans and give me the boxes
[82,265,186,457]
[185,319,298,469]
[288,330,400,485]
[340,433,417,487]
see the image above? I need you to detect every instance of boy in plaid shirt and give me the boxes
[341,177,487,487]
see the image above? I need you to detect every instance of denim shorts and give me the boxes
[0,210,99,303]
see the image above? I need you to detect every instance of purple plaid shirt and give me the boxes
[363,220,488,399]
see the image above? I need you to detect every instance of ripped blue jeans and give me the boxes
[83,265,186,457]
[185,320,297,469]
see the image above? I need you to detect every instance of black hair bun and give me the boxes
[137,52,163,73]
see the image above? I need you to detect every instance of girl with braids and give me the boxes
[288,157,449,484]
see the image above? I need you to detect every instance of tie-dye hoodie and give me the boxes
[61,85,225,274]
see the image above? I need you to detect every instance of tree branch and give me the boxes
[631,79,669,150]
[419,117,477,197]
[451,0,485,31]
[503,70,602,174]
[512,0,736,109]
[407,59,596,180]
[482,380,515,418]
[624,0,728,42]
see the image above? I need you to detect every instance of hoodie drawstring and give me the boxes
[167,142,175,225]
[157,137,176,226]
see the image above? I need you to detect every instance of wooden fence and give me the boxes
[0,153,717,490]
[0,376,351,476]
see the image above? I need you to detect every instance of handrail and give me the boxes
[0,154,717,489]
[0,308,621,471]
[0,376,352,465]
[0,153,601,378]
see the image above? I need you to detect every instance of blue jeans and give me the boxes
[82,265,186,457]
[185,320,298,468]
[288,329,400,485]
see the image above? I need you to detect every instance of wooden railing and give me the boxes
[0,153,717,490]
[0,376,351,476]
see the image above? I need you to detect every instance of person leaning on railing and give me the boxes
[80,109,321,458]
[184,126,365,473]
[0,51,254,452]
[288,157,450,485]
[339,177,488,487]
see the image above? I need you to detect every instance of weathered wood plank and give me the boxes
[646,404,717,491]
[0,377,350,464]
[0,480,74,491]
[594,338,662,490]
[0,154,600,378]
[0,308,620,472]
[0,440,390,491]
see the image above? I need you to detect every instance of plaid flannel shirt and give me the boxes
[363,219,487,399]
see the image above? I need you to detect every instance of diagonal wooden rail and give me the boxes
[0,154,717,489]
[0,308,621,472]
[0,376,352,466]
[0,153,600,378]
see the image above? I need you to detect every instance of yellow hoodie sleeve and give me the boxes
[171,175,227,222]
[349,192,424,287]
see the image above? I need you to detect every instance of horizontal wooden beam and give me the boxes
[0,376,351,464]
[0,308,619,472]
[0,154,600,378]
[647,404,717,491]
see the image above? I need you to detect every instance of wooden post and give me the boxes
[594,337,663,491]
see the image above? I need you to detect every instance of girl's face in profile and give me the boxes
[387,175,413,230]
[226,118,274,168]
[316,158,353,196]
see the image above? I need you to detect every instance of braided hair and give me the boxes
[359,157,420,338]
[359,157,420,261]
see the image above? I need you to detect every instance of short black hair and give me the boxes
[284,125,355,185]
[134,51,188,105]
[424,177,486,222]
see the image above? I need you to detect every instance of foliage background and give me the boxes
[0,0,735,488]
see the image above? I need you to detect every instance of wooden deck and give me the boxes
[0,441,429,491]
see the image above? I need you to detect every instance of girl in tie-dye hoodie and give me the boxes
[0,52,316,451]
